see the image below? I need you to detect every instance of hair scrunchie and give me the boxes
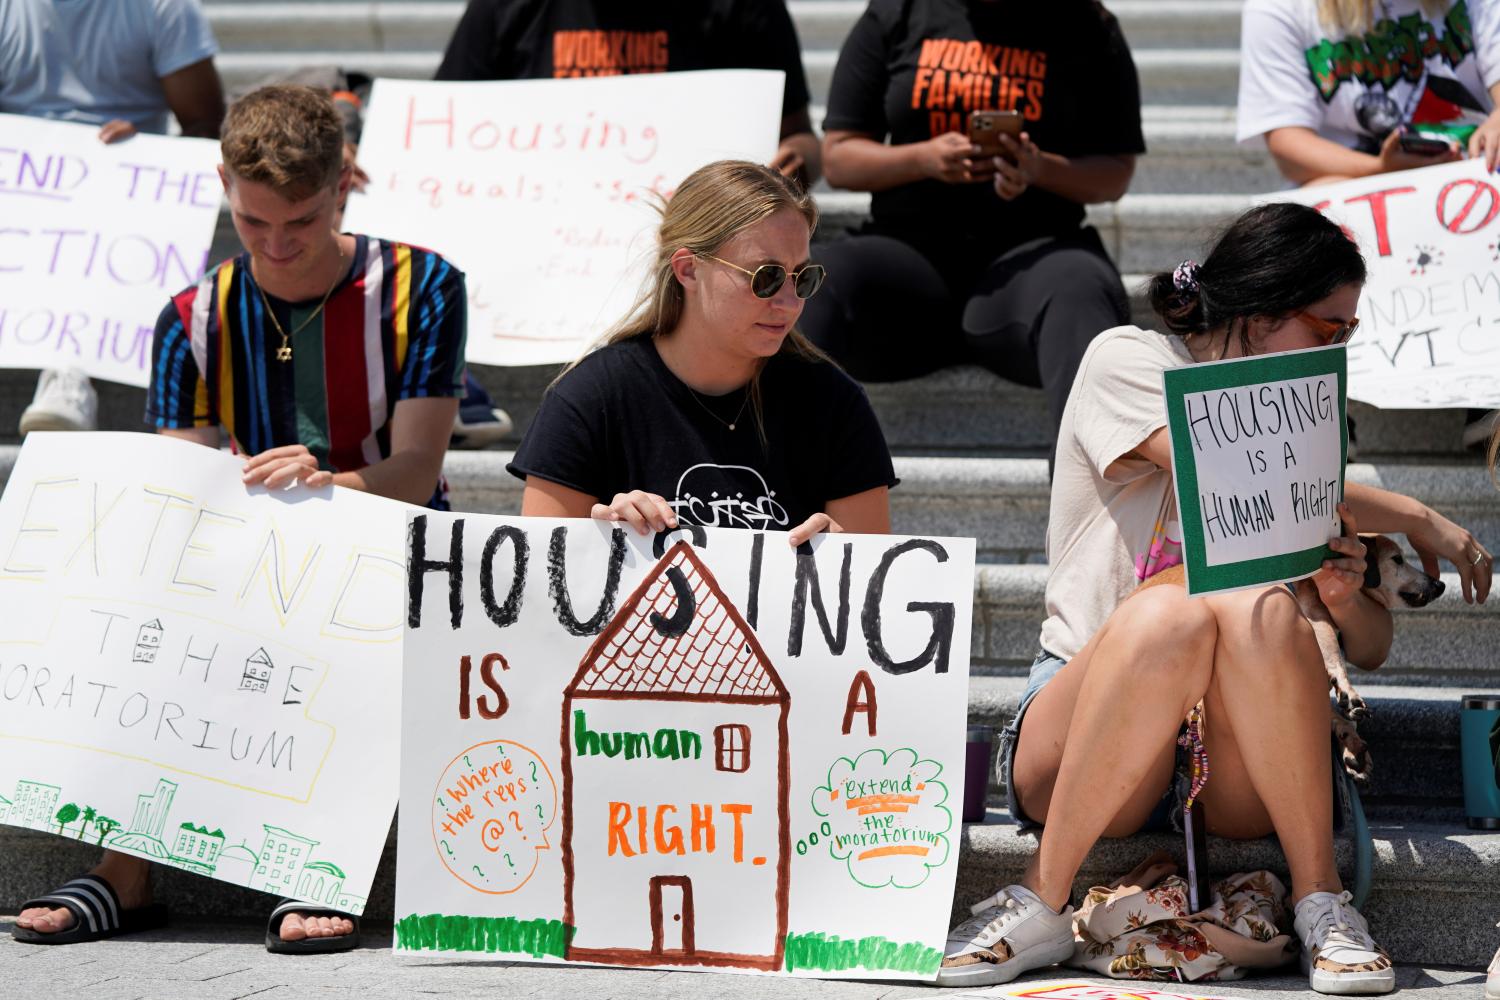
[1172,260,1202,294]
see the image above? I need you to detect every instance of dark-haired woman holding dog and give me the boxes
[937,201,1493,993]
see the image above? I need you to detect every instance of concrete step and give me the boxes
[971,564,1495,680]
[958,815,1500,968]
[0,360,1472,461]
[0,443,1491,678]
[969,677,1475,809]
[5,813,1493,967]
[204,1,1248,54]
[213,47,1244,109]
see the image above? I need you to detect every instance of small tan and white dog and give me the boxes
[1139,534,1444,785]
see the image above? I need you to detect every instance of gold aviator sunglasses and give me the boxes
[699,254,827,299]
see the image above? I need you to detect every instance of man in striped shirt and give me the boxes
[16,85,465,953]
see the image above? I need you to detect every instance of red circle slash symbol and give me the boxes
[1437,179,1500,234]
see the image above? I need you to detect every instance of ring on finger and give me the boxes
[1473,549,1489,566]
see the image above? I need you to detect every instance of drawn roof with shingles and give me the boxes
[568,542,787,702]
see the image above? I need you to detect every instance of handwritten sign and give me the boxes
[1163,346,1347,596]
[1271,158,1500,408]
[342,72,782,366]
[0,433,408,912]
[0,115,222,386]
[396,515,976,979]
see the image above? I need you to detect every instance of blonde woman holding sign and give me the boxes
[938,202,1491,992]
[512,159,896,543]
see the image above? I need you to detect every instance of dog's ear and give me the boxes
[1362,538,1382,590]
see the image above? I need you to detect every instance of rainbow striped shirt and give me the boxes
[147,236,466,508]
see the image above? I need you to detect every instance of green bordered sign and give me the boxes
[1163,345,1347,596]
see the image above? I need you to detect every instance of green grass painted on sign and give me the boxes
[395,914,573,957]
[782,931,942,974]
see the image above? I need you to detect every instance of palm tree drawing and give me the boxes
[80,806,97,841]
[94,815,120,845]
[54,803,79,835]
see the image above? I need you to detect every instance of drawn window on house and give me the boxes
[714,724,750,773]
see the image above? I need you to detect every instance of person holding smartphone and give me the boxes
[798,0,1145,449]
[1237,0,1500,448]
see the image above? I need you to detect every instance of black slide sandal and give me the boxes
[264,898,361,954]
[12,875,169,945]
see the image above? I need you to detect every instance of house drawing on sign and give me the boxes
[133,619,163,663]
[109,778,177,858]
[170,823,225,875]
[216,841,259,886]
[241,648,275,692]
[10,780,61,831]
[298,861,346,906]
[562,541,790,971]
[251,825,317,895]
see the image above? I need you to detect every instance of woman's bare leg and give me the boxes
[1197,584,1341,899]
[1011,585,1219,911]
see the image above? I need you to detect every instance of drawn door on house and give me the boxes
[650,876,694,957]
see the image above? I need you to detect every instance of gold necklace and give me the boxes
[253,246,346,362]
[685,385,750,432]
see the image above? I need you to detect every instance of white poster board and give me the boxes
[1163,346,1347,596]
[1270,158,1500,408]
[397,514,976,979]
[0,433,407,911]
[342,72,783,367]
[0,115,222,387]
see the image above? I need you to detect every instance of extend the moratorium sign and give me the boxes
[1163,346,1347,596]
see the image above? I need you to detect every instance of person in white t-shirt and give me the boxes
[935,202,1493,993]
[1238,0,1500,181]
[0,0,224,436]
[1238,0,1500,450]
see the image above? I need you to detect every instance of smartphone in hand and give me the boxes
[968,109,1023,161]
[1398,130,1454,156]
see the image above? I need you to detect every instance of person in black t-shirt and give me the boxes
[798,0,1146,444]
[435,0,821,185]
[509,160,896,543]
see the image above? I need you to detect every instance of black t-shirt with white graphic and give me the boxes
[508,336,898,530]
[823,0,1145,257]
[435,0,812,119]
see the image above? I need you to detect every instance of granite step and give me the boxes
[0,445,1491,679]
[968,676,1477,809]
[204,1,1248,54]
[957,815,1500,969]
[211,47,1245,109]
[0,444,1492,564]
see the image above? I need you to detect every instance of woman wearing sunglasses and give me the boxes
[510,159,896,544]
[938,202,1490,992]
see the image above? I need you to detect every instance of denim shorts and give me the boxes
[999,649,1180,833]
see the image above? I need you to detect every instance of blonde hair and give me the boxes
[1489,426,1499,489]
[1317,0,1449,34]
[221,85,344,201]
[561,160,833,444]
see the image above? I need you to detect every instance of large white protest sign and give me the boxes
[1164,346,1347,596]
[1270,158,1500,408]
[0,433,408,911]
[0,116,222,386]
[342,72,783,367]
[396,515,975,979]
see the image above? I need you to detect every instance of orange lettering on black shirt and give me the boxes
[910,38,1048,135]
[553,30,669,76]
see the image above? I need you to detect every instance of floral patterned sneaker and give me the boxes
[934,885,1075,987]
[1293,891,1395,995]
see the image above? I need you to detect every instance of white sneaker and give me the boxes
[19,368,97,434]
[449,406,513,449]
[1293,891,1395,995]
[934,885,1074,987]
[1486,929,1500,1000]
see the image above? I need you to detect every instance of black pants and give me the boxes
[799,227,1130,441]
